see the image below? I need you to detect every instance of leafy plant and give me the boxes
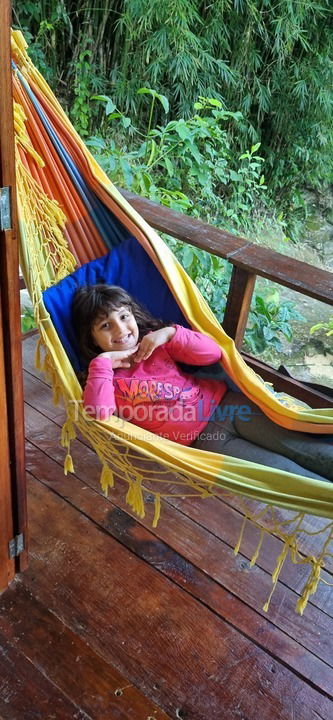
[165,237,232,321]
[21,305,36,333]
[110,0,333,207]
[137,87,170,134]
[70,45,92,135]
[245,291,304,355]
[13,0,72,88]
[69,38,106,136]
[310,318,333,338]
[87,95,267,227]
[13,0,333,236]
[86,94,300,353]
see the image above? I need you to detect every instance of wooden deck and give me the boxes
[0,335,333,719]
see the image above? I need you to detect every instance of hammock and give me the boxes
[11,30,333,613]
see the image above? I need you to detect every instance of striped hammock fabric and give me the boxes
[11,30,333,613]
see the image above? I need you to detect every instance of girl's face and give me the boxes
[92,305,139,352]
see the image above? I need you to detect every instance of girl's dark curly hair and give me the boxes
[72,284,166,367]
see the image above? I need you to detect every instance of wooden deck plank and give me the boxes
[22,335,333,574]
[217,492,333,574]
[0,629,92,720]
[24,370,66,423]
[20,474,333,720]
[24,422,333,647]
[24,368,333,592]
[0,582,171,720]
[23,369,333,617]
[25,440,333,698]
[16,332,333,718]
[22,335,47,383]
[166,494,333,612]
[27,436,333,694]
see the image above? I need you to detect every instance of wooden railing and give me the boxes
[121,190,333,409]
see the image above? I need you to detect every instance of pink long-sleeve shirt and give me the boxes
[83,324,226,445]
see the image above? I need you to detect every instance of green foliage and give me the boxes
[12,3,326,351]
[13,0,73,87]
[70,41,94,135]
[86,93,299,353]
[114,0,233,116]
[245,291,304,355]
[310,318,333,337]
[165,236,232,321]
[115,0,333,204]
[13,0,110,109]
[87,95,266,229]
[13,0,333,227]
[137,88,170,133]
[21,305,36,333]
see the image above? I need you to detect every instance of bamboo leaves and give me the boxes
[13,0,333,232]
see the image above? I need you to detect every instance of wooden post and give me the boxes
[222,266,256,348]
[0,298,15,591]
[0,0,28,588]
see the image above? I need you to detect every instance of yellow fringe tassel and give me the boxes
[153,493,161,528]
[234,516,247,556]
[100,464,114,497]
[296,560,322,615]
[64,453,74,475]
[263,543,289,612]
[250,528,265,567]
[61,419,76,448]
[126,478,145,519]
[52,384,61,406]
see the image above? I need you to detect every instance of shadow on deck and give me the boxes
[0,334,332,719]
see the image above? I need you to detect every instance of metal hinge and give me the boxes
[8,533,25,559]
[0,187,12,231]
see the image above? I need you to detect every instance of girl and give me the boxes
[72,284,333,481]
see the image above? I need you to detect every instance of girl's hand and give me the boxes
[100,346,139,369]
[134,326,176,362]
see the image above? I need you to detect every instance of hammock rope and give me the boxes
[12,29,333,613]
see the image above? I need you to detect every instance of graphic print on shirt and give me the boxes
[114,377,201,405]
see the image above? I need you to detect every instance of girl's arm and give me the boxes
[166,324,222,365]
[83,356,116,420]
[83,346,138,420]
[134,326,176,362]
